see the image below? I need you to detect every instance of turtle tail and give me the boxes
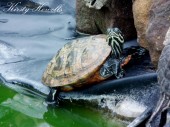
[146,92,170,127]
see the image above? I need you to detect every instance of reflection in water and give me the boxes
[1,94,47,119]
[0,84,125,127]
[45,105,125,127]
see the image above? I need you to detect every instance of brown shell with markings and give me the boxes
[42,35,111,91]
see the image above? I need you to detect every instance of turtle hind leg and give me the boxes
[122,46,148,60]
[146,93,170,127]
[46,88,61,107]
[112,58,125,79]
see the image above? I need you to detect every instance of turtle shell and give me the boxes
[42,35,111,91]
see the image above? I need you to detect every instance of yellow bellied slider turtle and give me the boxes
[42,28,145,105]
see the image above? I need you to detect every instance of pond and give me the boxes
[0,0,159,127]
[0,83,125,127]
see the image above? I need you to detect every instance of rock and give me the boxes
[163,27,170,46]
[158,27,170,86]
[115,98,146,121]
[158,27,170,94]
[84,0,109,9]
[146,0,170,67]
[147,27,170,127]
[76,0,137,40]
[76,0,100,35]
[132,0,152,49]
[165,121,170,127]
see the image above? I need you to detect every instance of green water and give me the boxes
[0,83,125,127]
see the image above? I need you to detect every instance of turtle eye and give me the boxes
[114,28,119,32]
[107,28,112,34]
[113,28,121,34]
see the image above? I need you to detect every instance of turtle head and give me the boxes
[106,27,123,38]
[106,27,124,58]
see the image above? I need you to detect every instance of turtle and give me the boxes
[42,27,146,106]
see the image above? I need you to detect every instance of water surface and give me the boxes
[0,83,125,127]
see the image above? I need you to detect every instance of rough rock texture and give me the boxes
[76,0,101,35]
[132,0,152,49]
[76,0,137,40]
[158,27,170,95]
[154,27,170,127]
[146,0,170,67]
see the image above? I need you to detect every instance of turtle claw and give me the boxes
[46,88,61,107]
[115,68,124,79]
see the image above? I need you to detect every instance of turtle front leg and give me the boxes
[46,88,61,107]
[100,57,125,79]
[113,59,125,79]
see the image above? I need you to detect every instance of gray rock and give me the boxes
[146,0,170,67]
[76,0,137,40]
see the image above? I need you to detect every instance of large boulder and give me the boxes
[76,0,100,35]
[158,27,170,93]
[76,0,137,40]
[146,0,170,67]
[132,0,152,49]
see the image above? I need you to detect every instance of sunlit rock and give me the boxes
[115,98,146,120]
[146,0,170,67]
[132,0,152,50]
